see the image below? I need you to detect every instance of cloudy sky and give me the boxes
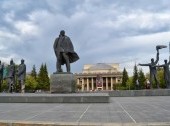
[0,0,170,75]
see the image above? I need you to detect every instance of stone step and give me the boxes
[0,93,109,103]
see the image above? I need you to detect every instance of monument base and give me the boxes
[50,73,76,93]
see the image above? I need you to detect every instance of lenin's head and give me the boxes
[60,30,65,36]
[21,59,24,64]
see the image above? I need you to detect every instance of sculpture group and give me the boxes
[0,30,79,94]
[0,30,170,94]
[139,45,170,89]
[0,59,26,93]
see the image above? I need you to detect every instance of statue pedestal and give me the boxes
[50,73,76,93]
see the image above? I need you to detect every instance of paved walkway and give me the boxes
[0,96,170,126]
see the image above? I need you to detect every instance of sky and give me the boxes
[0,0,170,75]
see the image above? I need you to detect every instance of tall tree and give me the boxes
[31,65,37,79]
[37,64,44,90]
[121,68,129,87]
[157,68,165,88]
[37,63,50,90]
[25,65,38,92]
[132,64,138,89]
[127,76,133,90]
[43,64,50,90]
[138,69,146,89]
[25,75,38,91]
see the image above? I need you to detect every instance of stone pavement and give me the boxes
[0,96,170,126]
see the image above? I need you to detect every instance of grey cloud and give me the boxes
[112,0,170,12]
[1,0,170,74]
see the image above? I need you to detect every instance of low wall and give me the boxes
[0,93,109,103]
[109,89,170,97]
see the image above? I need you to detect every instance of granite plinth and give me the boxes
[50,73,76,93]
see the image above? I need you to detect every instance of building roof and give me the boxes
[89,63,113,70]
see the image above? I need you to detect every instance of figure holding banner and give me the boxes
[0,60,4,92]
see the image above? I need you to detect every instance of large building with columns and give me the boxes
[75,63,122,91]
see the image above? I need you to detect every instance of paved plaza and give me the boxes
[0,96,170,126]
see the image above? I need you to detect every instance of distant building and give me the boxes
[75,63,122,91]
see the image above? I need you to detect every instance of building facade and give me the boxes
[75,63,122,91]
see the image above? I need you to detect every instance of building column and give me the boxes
[111,77,113,90]
[102,77,104,90]
[77,78,80,91]
[87,78,89,91]
[115,77,118,83]
[82,78,84,91]
[92,77,94,91]
[106,77,108,90]
[77,78,80,85]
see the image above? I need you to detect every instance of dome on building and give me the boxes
[89,63,113,70]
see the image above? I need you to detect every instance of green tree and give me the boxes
[25,75,38,92]
[24,65,38,92]
[145,72,150,80]
[157,68,165,88]
[121,68,129,87]
[138,69,146,89]
[37,64,44,90]
[37,63,50,90]
[1,79,8,92]
[43,64,50,90]
[31,65,37,80]
[126,76,133,90]
[132,64,138,90]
